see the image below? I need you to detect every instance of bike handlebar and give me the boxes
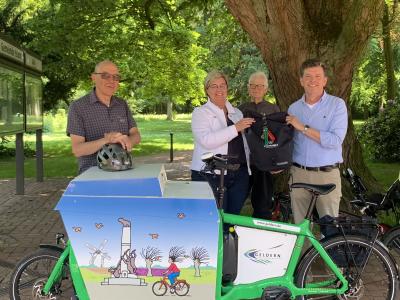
[200,153,240,210]
[201,153,240,173]
[344,168,367,194]
[344,168,385,215]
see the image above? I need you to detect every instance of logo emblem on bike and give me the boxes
[244,247,283,265]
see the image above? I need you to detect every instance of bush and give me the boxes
[0,142,36,158]
[43,109,68,133]
[358,101,400,161]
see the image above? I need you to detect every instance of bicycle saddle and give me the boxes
[291,183,336,195]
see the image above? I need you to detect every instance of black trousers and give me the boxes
[250,166,274,220]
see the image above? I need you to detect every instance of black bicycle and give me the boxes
[274,168,400,261]
[344,168,400,263]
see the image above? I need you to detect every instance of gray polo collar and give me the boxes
[89,89,116,106]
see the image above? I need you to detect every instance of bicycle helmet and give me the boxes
[97,143,133,171]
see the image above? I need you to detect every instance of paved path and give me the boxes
[0,151,192,299]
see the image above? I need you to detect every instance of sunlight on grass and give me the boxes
[353,119,365,132]
[0,114,194,178]
[0,115,398,185]
[367,162,400,190]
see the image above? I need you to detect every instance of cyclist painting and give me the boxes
[163,246,185,287]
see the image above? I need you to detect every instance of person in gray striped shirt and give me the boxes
[67,60,141,174]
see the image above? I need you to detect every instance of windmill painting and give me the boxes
[86,239,111,267]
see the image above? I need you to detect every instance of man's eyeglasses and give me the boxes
[94,72,121,82]
[208,84,227,90]
[249,84,265,90]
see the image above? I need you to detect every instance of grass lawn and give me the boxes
[0,114,193,178]
[366,161,400,190]
[0,114,398,189]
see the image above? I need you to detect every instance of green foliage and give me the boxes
[350,34,400,118]
[358,101,400,161]
[192,0,269,106]
[350,38,386,118]
[0,137,36,158]
[18,0,209,112]
[1,0,267,113]
[43,109,67,133]
[0,113,193,178]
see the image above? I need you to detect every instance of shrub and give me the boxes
[0,140,36,158]
[43,109,68,133]
[358,101,400,161]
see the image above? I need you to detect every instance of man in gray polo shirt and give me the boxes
[67,60,141,174]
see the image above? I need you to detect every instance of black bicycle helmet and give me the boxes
[97,143,133,171]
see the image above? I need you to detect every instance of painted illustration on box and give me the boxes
[59,197,219,299]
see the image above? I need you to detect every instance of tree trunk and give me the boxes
[194,259,201,277]
[225,0,385,192]
[382,2,396,107]
[166,99,173,120]
[145,260,153,276]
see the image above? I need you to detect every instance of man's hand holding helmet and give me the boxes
[104,132,132,151]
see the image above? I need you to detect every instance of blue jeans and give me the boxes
[191,165,249,215]
[168,272,180,286]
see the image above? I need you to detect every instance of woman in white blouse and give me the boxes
[191,70,254,216]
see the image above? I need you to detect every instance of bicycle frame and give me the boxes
[158,276,184,288]
[199,155,349,299]
[159,277,172,288]
[215,212,348,299]
[39,157,349,300]
[41,215,348,300]
[42,241,90,300]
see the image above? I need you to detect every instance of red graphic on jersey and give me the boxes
[268,131,276,143]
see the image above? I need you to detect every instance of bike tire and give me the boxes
[295,235,398,300]
[9,248,74,300]
[382,226,400,264]
[174,280,190,296]
[152,281,167,296]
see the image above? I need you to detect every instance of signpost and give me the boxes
[0,34,44,193]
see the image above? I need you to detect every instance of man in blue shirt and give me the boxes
[286,58,348,224]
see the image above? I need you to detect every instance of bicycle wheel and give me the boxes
[295,235,397,300]
[9,248,74,300]
[152,281,167,296]
[382,227,400,265]
[174,280,190,296]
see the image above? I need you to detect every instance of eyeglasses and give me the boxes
[208,84,227,90]
[94,72,121,82]
[249,84,266,90]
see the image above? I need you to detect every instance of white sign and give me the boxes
[254,219,301,233]
[0,39,23,63]
[234,226,297,284]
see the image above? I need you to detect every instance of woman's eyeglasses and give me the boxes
[208,84,227,90]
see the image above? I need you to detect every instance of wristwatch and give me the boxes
[302,124,310,134]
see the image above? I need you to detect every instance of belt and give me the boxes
[293,162,340,172]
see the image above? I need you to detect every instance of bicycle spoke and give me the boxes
[10,250,74,300]
[296,236,396,300]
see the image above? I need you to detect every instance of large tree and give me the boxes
[12,0,206,114]
[381,0,399,106]
[225,0,385,189]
